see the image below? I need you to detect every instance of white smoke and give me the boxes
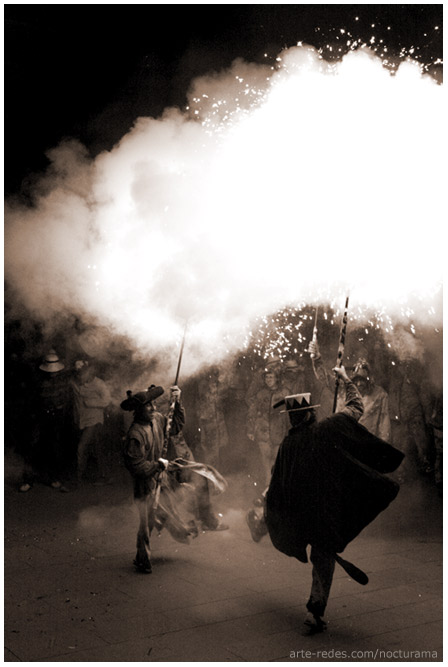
[4,45,443,376]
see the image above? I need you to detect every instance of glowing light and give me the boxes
[4,43,443,375]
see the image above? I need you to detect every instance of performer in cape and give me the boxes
[247,364,404,635]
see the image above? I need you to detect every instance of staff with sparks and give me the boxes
[163,321,188,454]
[332,296,350,413]
[246,351,404,635]
[120,325,229,574]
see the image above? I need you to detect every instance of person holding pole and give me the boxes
[121,382,228,573]
[120,384,174,573]
[121,327,228,573]
[247,364,404,634]
[246,301,404,634]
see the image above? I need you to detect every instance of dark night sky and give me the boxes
[4,4,443,196]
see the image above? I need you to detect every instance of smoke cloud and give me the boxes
[5,45,443,377]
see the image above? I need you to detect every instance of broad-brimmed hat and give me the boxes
[283,358,305,372]
[39,350,65,373]
[120,385,164,411]
[263,355,281,371]
[273,392,320,413]
[284,359,300,370]
[351,359,371,382]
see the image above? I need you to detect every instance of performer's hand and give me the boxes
[332,365,350,382]
[158,458,169,470]
[247,433,255,441]
[307,339,320,359]
[170,386,181,402]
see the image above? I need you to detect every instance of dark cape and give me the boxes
[265,413,404,563]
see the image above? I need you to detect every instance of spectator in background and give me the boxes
[347,359,391,442]
[308,338,390,441]
[29,350,70,492]
[5,352,40,492]
[71,360,112,484]
[429,394,443,496]
[388,360,432,480]
[247,366,288,486]
[196,366,229,469]
[280,357,307,396]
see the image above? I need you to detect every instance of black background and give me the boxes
[5,4,443,196]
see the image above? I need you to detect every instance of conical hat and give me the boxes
[273,392,320,412]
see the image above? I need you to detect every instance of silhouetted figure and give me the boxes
[247,366,404,635]
[71,359,111,484]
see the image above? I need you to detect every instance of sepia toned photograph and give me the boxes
[4,3,443,662]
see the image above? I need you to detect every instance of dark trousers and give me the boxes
[26,409,66,484]
[306,547,336,618]
[77,423,105,480]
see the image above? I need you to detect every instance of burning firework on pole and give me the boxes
[164,322,188,448]
[305,307,319,359]
[333,296,350,414]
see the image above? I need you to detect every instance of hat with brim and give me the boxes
[273,392,320,413]
[352,367,370,381]
[264,356,281,370]
[120,385,164,411]
[39,350,65,373]
[283,359,305,372]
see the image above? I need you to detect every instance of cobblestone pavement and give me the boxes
[4,462,443,662]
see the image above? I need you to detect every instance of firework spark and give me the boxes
[4,40,443,375]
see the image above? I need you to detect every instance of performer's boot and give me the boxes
[302,612,327,635]
[246,497,268,542]
[134,529,152,573]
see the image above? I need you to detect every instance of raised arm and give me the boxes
[333,366,364,422]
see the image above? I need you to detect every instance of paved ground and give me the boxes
[4,461,443,663]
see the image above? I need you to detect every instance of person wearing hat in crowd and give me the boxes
[309,339,391,441]
[246,365,404,635]
[70,360,112,485]
[20,349,70,492]
[280,357,306,396]
[344,358,391,442]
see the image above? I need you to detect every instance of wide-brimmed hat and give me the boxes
[263,355,281,371]
[39,350,65,373]
[283,358,305,372]
[120,385,164,411]
[273,392,320,413]
[351,359,371,382]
